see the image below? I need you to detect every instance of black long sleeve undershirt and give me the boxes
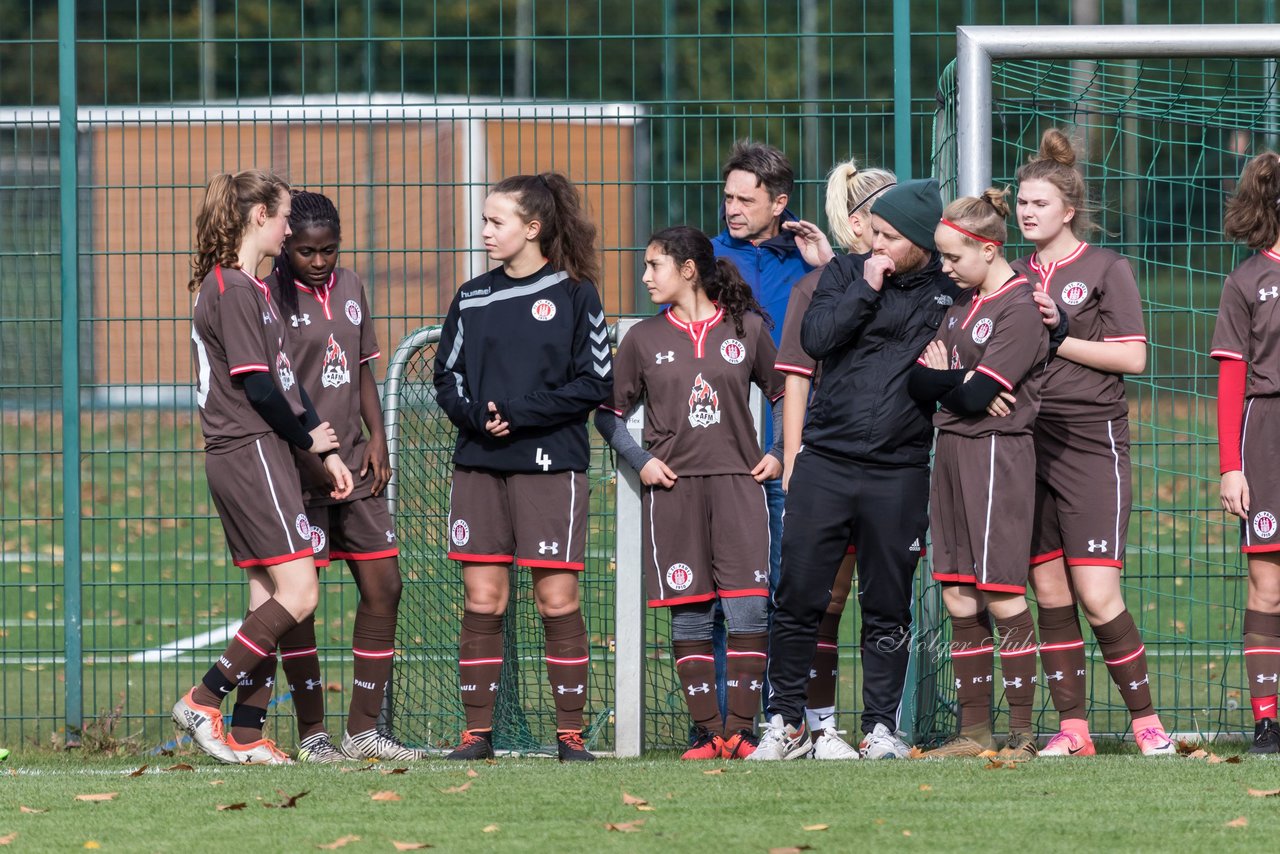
[243,372,317,449]
[906,365,1006,416]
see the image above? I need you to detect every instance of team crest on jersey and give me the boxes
[1061,281,1089,306]
[310,525,326,554]
[295,513,312,541]
[344,299,362,325]
[1254,511,1277,539]
[321,334,351,389]
[666,563,693,591]
[971,317,993,344]
[531,298,557,322]
[276,351,296,391]
[720,338,746,365]
[687,373,721,429]
[451,519,471,546]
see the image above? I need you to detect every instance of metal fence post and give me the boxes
[58,0,83,745]
[893,0,913,180]
[612,319,645,757]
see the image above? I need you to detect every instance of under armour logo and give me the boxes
[235,671,247,681]
[1087,539,1108,553]
[687,682,711,695]
[291,313,311,327]
[556,684,585,695]
[539,541,560,555]
[1129,676,1149,691]
[1262,286,1279,301]
[1257,673,1279,684]
[1044,670,1064,682]
[264,677,274,689]
[954,677,962,690]
[809,669,818,679]
[262,311,272,324]
[655,350,675,364]
[489,682,500,692]
[304,677,323,691]
[1003,676,1023,689]
[753,570,768,584]
[749,680,762,692]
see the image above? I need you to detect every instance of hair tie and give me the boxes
[940,218,1003,246]
[850,182,896,214]
[537,174,551,189]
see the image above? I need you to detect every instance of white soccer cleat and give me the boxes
[341,728,429,761]
[810,728,861,760]
[297,731,349,763]
[227,735,293,765]
[171,689,239,764]
[746,714,812,761]
[859,722,912,760]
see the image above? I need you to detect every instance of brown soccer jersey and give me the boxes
[929,276,1050,438]
[775,268,822,379]
[274,268,381,505]
[603,308,784,476]
[1012,243,1146,420]
[192,266,307,454]
[1211,249,1280,398]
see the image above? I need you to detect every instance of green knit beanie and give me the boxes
[870,178,943,252]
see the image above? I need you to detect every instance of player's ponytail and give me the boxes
[1224,151,1280,250]
[1016,128,1094,237]
[271,190,342,318]
[491,172,601,286]
[824,157,896,252]
[648,225,770,337]
[940,187,1010,249]
[189,169,290,292]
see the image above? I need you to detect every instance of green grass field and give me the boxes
[4,749,1280,853]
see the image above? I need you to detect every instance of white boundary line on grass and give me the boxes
[126,622,241,663]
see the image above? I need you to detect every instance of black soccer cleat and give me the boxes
[1249,718,1280,755]
[556,730,596,762]
[445,729,495,761]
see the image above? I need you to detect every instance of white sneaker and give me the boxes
[810,728,861,760]
[170,689,238,764]
[859,722,911,759]
[227,735,293,765]
[341,728,429,761]
[746,714,812,761]
[297,732,349,763]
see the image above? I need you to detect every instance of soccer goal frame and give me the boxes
[955,24,1280,197]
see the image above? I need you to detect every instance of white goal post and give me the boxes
[955,24,1280,197]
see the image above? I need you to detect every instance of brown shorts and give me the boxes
[446,466,588,570]
[930,431,1035,594]
[1242,396,1280,553]
[1030,417,1131,569]
[307,495,399,567]
[206,434,313,568]
[643,474,770,608]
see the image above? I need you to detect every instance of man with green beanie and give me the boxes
[752,179,1065,760]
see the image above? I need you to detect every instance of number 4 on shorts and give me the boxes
[536,447,552,471]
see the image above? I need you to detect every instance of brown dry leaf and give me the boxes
[325,682,343,693]
[903,830,913,837]
[802,824,829,832]
[0,834,14,846]
[382,767,410,776]
[391,843,433,851]
[465,769,479,778]
[83,842,99,850]
[918,784,932,792]
[604,820,645,833]
[636,805,656,812]
[767,847,812,854]
[316,835,360,850]
[1206,753,1226,764]
[907,746,927,759]
[481,824,499,833]
[702,769,724,775]
[209,781,225,787]
[1248,787,1280,797]
[165,763,195,772]
[1175,740,1201,756]
[1226,755,1244,764]
[74,793,118,803]
[339,765,374,774]
[128,765,148,778]
[19,806,47,814]
[371,791,403,802]
[440,781,471,795]
[1226,816,1249,828]
[984,759,1005,770]
[621,791,648,807]
[1186,749,1210,760]
[264,790,309,809]
[216,803,248,811]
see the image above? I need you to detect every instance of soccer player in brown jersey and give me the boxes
[224,191,422,763]
[1213,151,1280,755]
[434,173,612,762]
[175,170,354,764]
[1011,130,1174,757]
[595,225,784,759]
[907,190,1049,759]
[774,159,902,759]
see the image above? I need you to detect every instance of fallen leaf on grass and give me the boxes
[209,781,225,786]
[702,769,724,775]
[767,847,812,854]
[316,835,360,850]
[918,784,932,792]
[325,682,343,693]
[903,830,913,837]
[165,763,194,772]
[636,805,656,812]
[74,794,117,803]
[382,767,410,776]
[1226,816,1249,828]
[0,834,14,846]
[1226,756,1243,764]
[481,824,499,833]
[440,781,471,794]
[802,824,829,832]
[391,842,433,851]
[83,842,99,849]
[984,759,1020,770]
[19,806,46,814]
[1185,749,1210,760]
[263,790,309,809]
[216,803,248,811]
[1176,740,1202,756]
[907,746,927,759]
[1248,787,1280,797]
[371,791,402,802]
[604,820,645,833]
[128,765,148,778]
[465,769,478,778]
[621,792,648,807]
[339,765,375,774]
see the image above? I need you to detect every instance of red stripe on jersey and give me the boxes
[960,275,1028,329]
[516,558,586,571]
[360,350,381,364]
[648,592,717,608]
[1263,248,1280,265]
[1029,242,1089,294]
[1103,645,1145,666]
[447,551,514,564]
[297,273,336,320]
[233,546,313,568]
[229,363,270,375]
[280,646,318,660]
[718,587,769,598]
[1030,549,1065,566]
[974,364,1013,391]
[1210,348,1245,361]
[664,306,725,359]
[330,547,399,562]
[234,631,270,658]
[775,362,815,376]
[1103,334,1147,343]
[353,647,396,659]
[215,266,227,294]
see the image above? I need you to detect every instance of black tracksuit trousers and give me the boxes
[765,446,930,733]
